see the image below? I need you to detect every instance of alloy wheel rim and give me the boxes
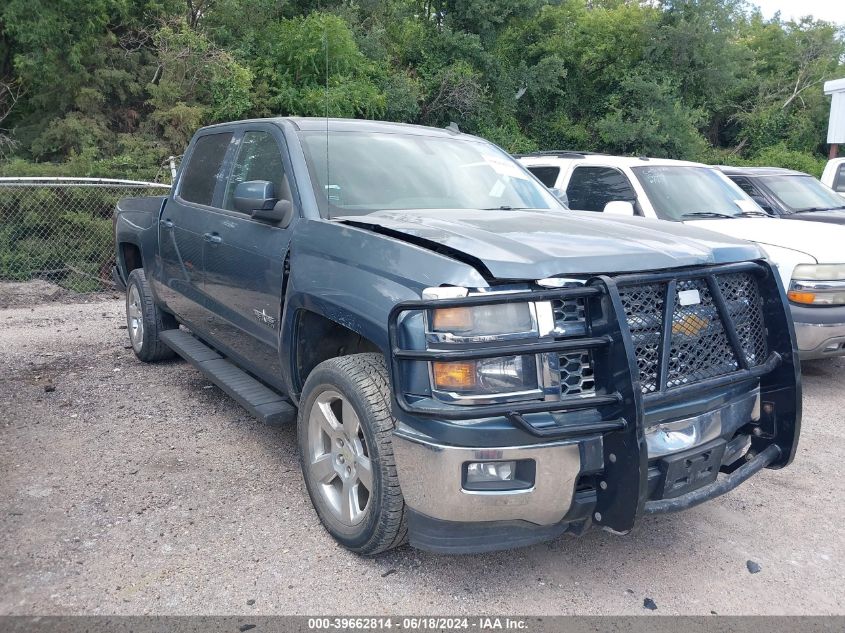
[307,389,373,526]
[127,284,144,351]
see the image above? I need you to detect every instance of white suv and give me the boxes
[519,152,845,360]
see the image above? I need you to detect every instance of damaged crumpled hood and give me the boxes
[338,209,763,280]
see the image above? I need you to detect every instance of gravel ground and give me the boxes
[1,288,844,616]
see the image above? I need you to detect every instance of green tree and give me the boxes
[0,0,842,177]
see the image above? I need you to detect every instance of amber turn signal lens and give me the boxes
[787,290,816,304]
[431,307,473,331]
[432,361,477,390]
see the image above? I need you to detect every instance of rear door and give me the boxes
[201,125,298,387]
[158,131,234,326]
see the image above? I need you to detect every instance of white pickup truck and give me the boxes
[821,157,845,194]
[519,152,845,359]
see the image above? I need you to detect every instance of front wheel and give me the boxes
[297,353,407,555]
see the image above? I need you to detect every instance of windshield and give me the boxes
[631,165,762,221]
[298,130,560,216]
[758,175,845,212]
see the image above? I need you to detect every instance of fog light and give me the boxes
[466,461,516,484]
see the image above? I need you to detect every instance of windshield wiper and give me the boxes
[482,205,531,211]
[794,206,845,213]
[736,210,771,217]
[680,211,735,219]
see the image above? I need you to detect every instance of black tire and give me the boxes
[298,353,407,555]
[125,268,177,362]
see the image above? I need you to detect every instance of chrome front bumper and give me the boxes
[794,321,845,359]
[392,432,582,526]
[789,303,845,359]
[393,388,762,528]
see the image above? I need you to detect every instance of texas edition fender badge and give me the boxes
[253,308,278,329]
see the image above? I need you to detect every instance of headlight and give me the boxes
[790,264,845,281]
[431,355,539,397]
[430,302,535,338]
[424,296,551,403]
[788,264,845,305]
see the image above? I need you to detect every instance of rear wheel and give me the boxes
[126,268,177,362]
[298,353,407,555]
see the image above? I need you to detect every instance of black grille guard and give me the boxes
[387,259,801,533]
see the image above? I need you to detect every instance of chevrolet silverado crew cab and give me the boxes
[113,118,800,555]
[520,152,845,360]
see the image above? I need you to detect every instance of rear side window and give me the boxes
[835,164,845,193]
[566,166,636,212]
[179,132,233,206]
[527,166,560,188]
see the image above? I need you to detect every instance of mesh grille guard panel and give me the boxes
[717,272,769,366]
[618,272,768,394]
[618,283,664,393]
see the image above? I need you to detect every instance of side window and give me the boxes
[223,131,292,212]
[527,166,560,188]
[834,164,845,193]
[730,176,757,197]
[566,166,636,212]
[179,133,233,206]
[731,176,773,213]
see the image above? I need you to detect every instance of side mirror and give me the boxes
[550,188,569,207]
[253,199,294,227]
[233,180,277,214]
[604,200,635,216]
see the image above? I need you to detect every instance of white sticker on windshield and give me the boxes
[736,199,760,212]
[482,153,530,180]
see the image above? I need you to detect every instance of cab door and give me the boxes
[201,126,298,388]
[157,131,233,326]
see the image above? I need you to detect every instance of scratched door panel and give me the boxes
[202,213,287,380]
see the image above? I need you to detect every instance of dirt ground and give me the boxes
[1,285,843,615]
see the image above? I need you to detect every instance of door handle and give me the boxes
[160,219,174,229]
[203,232,222,244]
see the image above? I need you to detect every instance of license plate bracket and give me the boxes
[657,439,727,499]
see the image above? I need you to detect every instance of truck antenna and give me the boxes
[324,16,331,220]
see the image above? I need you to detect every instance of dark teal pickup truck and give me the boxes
[112,117,800,554]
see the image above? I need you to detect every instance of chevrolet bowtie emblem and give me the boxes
[672,313,709,337]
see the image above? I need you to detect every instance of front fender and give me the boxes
[279,219,490,397]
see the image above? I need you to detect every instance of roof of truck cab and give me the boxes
[716,165,808,177]
[517,153,706,169]
[199,117,470,139]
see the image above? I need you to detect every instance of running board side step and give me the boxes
[160,329,296,426]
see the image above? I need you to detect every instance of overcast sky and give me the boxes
[750,0,845,24]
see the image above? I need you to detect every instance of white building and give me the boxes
[824,77,845,158]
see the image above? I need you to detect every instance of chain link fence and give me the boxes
[0,178,171,293]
